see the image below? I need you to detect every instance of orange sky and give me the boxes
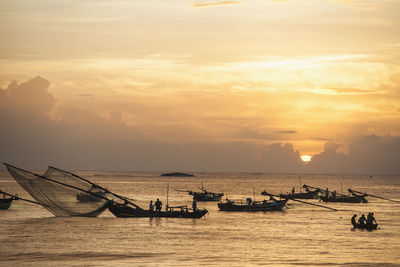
[0,0,399,173]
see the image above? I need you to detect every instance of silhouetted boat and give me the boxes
[0,197,14,210]
[304,184,368,203]
[267,187,320,199]
[177,184,224,201]
[319,194,367,203]
[108,203,208,218]
[218,198,287,212]
[351,221,378,230]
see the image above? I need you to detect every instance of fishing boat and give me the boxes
[218,198,287,212]
[177,184,224,201]
[319,193,367,203]
[275,188,320,199]
[0,197,14,210]
[351,221,378,230]
[108,203,208,218]
[304,184,368,203]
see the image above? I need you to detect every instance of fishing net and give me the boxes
[5,165,110,217]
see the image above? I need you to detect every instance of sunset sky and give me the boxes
[1,0,399,174]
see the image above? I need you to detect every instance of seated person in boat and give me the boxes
[149,200,154,211]
[367,213,377,226]
[332,190,336,198]
[358,214,367,225]
[351,214,357,225]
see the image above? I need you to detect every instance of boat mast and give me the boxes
[167,183,169,208]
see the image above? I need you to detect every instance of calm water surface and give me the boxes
[1,171,399,266]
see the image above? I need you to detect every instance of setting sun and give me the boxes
[301,155,312,162]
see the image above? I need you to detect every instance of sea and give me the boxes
[0,171,399,266]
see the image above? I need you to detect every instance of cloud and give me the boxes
[192,1,239,8]
[77,94,94,97]
[1,77,399,174]
[308,135,400,175]
[273,130,298,134]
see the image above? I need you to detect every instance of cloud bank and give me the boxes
[0,77,399,175]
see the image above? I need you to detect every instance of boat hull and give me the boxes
[192,192,223,201]
[0,198,13,210]
[320,195,367,203]
[108,204,208,218]
[352,221,378,230]
[278,190,319,199]
[217,199,287,212]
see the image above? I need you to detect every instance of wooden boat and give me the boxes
[319,194,367,203]
[0,197,14,210]
[190,190,223,201]
[178,185,224,201]
[108,203,208,218]
[351,221,378,230]
[218,198,288,212]
[265,188,320,199]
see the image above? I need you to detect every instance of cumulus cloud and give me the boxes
[0,77,399,174]
[308,136,400,175]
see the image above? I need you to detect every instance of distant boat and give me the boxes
[178,184,224,201]
[218,198,287,212]
[319,193,367,203]
[304,184,368,203]
[0,197,14,210]
[278,190,320,199]
[267,186,320,200]
[108,203,208,218]
[161,172,195,177]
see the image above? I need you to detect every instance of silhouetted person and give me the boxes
[155,198,162,212]
[149,200,154,211]
[291,187,295,194]
[367,213,377,226]
[326,188,329,198]
[351,214,357,226]
[192,197,197,211]
[247,198,252,205]
[332,190,336,198]
[358,214,367,225]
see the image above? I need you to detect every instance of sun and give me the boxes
[301,155,312,162]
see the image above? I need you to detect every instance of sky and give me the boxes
[0,0,399,174]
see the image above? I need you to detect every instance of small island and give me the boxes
[161,172,195,177]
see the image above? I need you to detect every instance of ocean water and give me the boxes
[0,171,399,266]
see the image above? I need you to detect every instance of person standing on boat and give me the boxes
[325,188,329,198]
[149,200,154,211]
[358,214,367,225]
[192,197,197,211]
[155,198,162,212]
